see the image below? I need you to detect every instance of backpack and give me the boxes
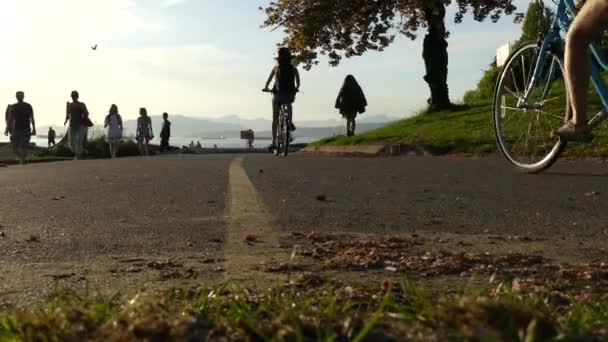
[276,65,296,93]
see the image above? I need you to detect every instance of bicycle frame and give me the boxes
[525,0,608,112]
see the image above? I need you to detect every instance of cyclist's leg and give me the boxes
[559,0,608,137]
[272,96,280,146]
[287,103,295,131]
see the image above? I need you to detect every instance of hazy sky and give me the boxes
[0,0,530,126]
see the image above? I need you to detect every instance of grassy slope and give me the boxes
[314,77,608,158]
[313,103,498,154]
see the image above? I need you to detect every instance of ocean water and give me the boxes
[0,136,314,149]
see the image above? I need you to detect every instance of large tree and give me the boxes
[262,0,522,111]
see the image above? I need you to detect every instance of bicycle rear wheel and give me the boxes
[276,106,289,157]
[493,43,568,173]
[282,115,290,157]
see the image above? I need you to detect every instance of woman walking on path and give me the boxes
[335,75,367,137]
[65,91,90,160]
[104,104,123,159]
[136,107,154,156]
[5,91,36,165]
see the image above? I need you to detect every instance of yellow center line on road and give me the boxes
[224,157,287,284]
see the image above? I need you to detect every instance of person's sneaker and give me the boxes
[555,122,593,142]
[268,144,276,153]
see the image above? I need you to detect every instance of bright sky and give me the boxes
[0,0,530,126]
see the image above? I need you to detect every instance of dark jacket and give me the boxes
[161,120,171,139]
[335,83,367,116]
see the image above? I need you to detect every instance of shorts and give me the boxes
[10,130,31,148]
[273,91,296,106]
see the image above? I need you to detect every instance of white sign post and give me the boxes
[496,43,511,68]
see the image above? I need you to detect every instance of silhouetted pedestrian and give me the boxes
[104,104,123,159]
[48,127,56,147]
[5,105,11,131]
[136,107,153,156]
[335,75,367,137]
[65,91,90,160]
[160,112,171,152]
[5,92,36,165]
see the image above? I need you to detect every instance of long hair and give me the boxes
[139,107,148,117]
[342,75,361,93]
[109,104,118,115]
[277,47,292,66]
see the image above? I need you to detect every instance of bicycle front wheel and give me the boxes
[493,43,568,173]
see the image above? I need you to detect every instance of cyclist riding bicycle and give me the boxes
[556,0,608,142]
[263,47,300,149]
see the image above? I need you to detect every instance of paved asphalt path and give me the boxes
[1,153,608,304]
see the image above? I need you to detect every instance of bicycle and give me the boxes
[493,0,608,173]
[263,88,293,157]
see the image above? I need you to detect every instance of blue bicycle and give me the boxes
[493,0,608,173]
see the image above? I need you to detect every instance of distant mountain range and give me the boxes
[38,114,400,139]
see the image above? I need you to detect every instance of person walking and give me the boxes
[4,91,36,165]
[48,127,56,147]
[160,112,171,152]
[104,104,123,159]
[136,107,154,156]
[65,91,90,160]
[335,75,368,137]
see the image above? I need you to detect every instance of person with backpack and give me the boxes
[335,75,368,137]
[263,47,300,149]
[65,90,90,160]
[104,104,123,159]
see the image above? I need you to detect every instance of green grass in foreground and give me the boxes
[313,81,608,158]
[1,278,607,341]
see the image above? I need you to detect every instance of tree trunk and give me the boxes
[422,1,451,111]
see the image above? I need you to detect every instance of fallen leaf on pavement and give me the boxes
[0,231,6,238]
[26,235,40,243]
[243,234,258,243]
[49,273,76,280]
[316,195,327,202]
[265,263,304,273]
[380,279,392,292]
[147,261,182,270]
[306,231,321,242]
[126,266,142,273]
[159,268,196,280]
[52,196,66,201]
[202,258,225,264]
